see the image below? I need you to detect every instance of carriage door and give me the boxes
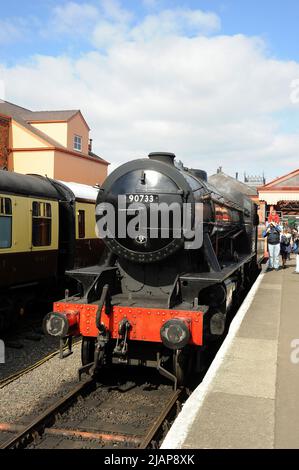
[30,200,59,280]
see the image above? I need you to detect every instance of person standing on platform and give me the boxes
[263,222,281,271]
[267,209,280,225]
[284,222,292,260]
[280,228,291,269]
[292,229,299,274]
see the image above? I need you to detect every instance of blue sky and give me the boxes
[1,1,299,178]
[1,0,299,63]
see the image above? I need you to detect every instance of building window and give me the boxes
[32,201,52,246]
[78,210,85,238]
[0,197,12,248]
[74,135,82,152]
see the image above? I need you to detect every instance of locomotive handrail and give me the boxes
[195,173,247,211]
[200,193,245,213]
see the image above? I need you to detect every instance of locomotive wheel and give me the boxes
[81,337,96,365]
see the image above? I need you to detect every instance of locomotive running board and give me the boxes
[180,253,256,300]
[66,265,117,303]
[181,253,255,283]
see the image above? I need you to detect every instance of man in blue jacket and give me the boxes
[263,222,281,271]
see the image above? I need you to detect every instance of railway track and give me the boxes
[0,373,185,449]
[0,266,261,449]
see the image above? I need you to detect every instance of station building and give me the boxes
[213,168,299,228]
[258,169,299,227]
[0,101,109,186]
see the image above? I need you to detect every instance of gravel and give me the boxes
[0,319,60,382]
[0,336,60,382]
[0,342,81,424]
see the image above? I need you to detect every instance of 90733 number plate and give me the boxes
[126,194,159,203]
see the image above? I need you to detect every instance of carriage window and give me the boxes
[0,197,12,248]
[32,202,52,246]
[78,210,85,238]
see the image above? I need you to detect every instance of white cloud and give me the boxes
[1,6,299,180]
[100,0,133,23]
[0,18,27,44]
[47,3,220,47]
[91,7,221,47]
[47,0,132,39]
[92,21,128,49]
[131,9,221,41]
[49,1,99,35]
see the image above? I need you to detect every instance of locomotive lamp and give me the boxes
[43,311,79,338]
[43,310,80,359]
[160,319,190,350]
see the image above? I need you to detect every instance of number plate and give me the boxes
[126,194,159,203]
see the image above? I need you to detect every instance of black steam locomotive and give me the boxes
[44,153,259,386]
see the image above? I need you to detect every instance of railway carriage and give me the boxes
[0,170,103,330]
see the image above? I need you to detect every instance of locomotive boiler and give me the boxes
[44,152,259,386]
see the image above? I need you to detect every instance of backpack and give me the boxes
[281,235,290,246]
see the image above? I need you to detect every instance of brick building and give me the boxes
[0,101,109,186]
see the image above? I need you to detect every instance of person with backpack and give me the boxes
[263,222,281,271]
[280,228,292,269]
[292,229,299,273]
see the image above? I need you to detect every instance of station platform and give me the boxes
[162,261,299,449]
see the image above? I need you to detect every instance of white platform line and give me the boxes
[161,271,265,449]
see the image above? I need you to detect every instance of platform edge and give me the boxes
[161,271,266,449]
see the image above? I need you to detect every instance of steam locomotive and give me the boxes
[44,153,259,386]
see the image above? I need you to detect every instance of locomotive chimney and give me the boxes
[148,152,175,165]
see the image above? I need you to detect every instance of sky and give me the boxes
[1,0,299,180]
